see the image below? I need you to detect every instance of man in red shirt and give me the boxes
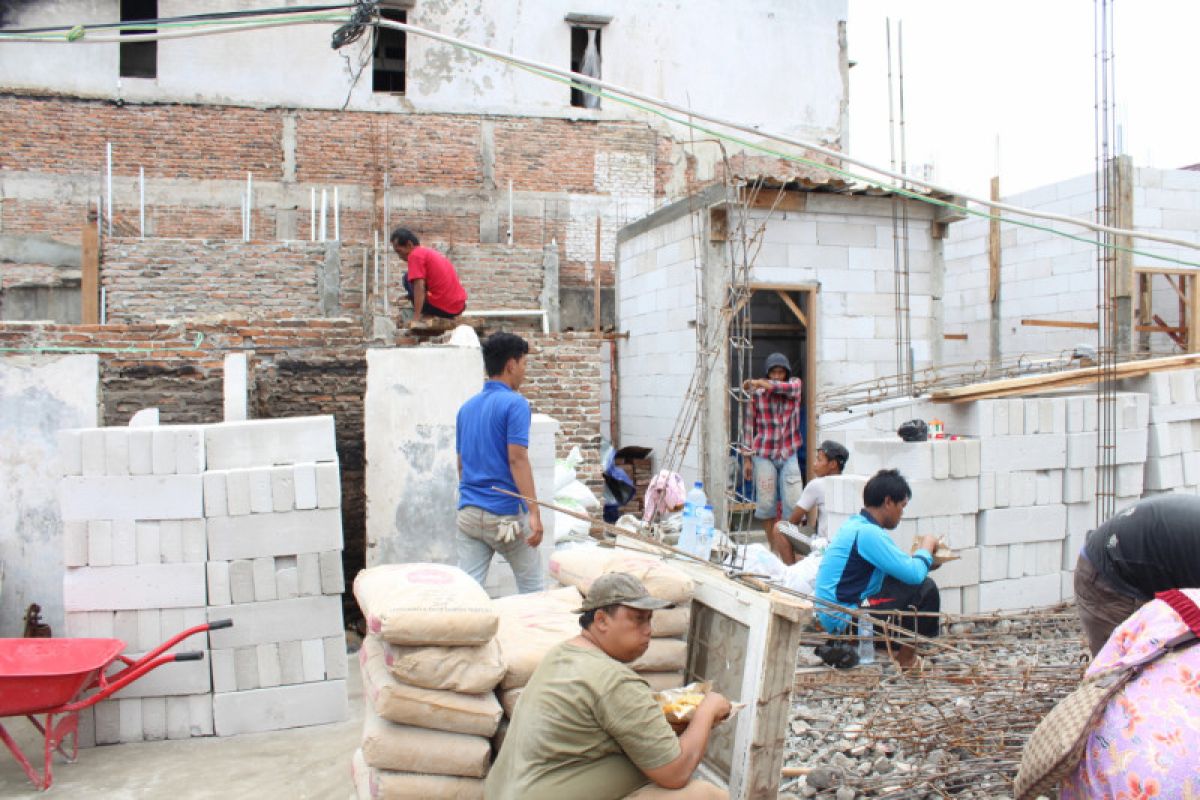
[390,227,468,323]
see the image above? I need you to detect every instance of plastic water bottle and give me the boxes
[696,504,716,561]
[680,482,707,555]
[858,614,876,665]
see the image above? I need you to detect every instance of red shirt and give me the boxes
[407,246,467,315]
[744,378,804,460]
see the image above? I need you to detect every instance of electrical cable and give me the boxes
[0,10,351,43]
[0,5,355,35]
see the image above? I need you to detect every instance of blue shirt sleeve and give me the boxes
[857,527,932,585]
[506,396,530,447]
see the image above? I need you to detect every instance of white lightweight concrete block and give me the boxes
[204,416,336,470]
[111,520,137,566]
[270,466,295,512]
[137,609,160,651]
[824,475,868,514]
[323,636,348,679]
[159,520,183,563]
[978,472,996,510]
[104,429,129,476]
[128,408,159,428]
[1145,453,1185,490]
[1007,543,1025,579]
[212,679,347,736]
[118,698,143,743]
[296,552,321,596]
[206,509,343,561]
[850,439,934,480]
[228,560,255,604]
[203,471,228,517]
[223,353,249,422]
[931,439,950,479]
[165,697,191,740]
[1115,429,1148,465]
[87,520,113,567]
[931,547,979,589]
[315,462,341,509]
[234,647,260,690]
[994,471,1010,507]
[58,429,83,476]
[962,438,981,476]
[128,429,153,475]
[64,520,89,567]
[60,475,204,521]
[206,595,344,648]
[175,426,205,474]
[962,584,980,614]
[948,440,967,478]
[1010,472,1036,507]
[318,550,344,595]
[1149,401,1200,424]
[1117,463,1144,497]
[940,588,962,616]
[293,463,318,510]
[187,694,214,736]
[1148,422,1183,458]
[207,561,232,606]
[276,567,299,600]
[278,640,304,685]
[978,505,1067,546]
[993,401,1010,436]
[94,702,120,745]
[252,557,278,602]
[113,652,212,699]
[225,469,252,516]
[1040,399,1064,434]
[248,468,273,514]
[1022,401,1038,435]
[1063,468,1097,504]
[978,573,1061,612]
[1035,471,1063,506]
[1184,451,1200,485]
[1084,397,1099,432]
[980,546,1009,582]
[211,649,237,694]
[980,434,1066,473]
[77,707,96,749]
[152,429,176,475]
[64,564,206,611]
[1066,397,1086,434]
[1171,369,1198,404]
[1061,571,1076,601]
[141,698,166,741]
[181,519,206,562]
[1065,433,1098,469]
[257,643,282,688]
[135,522,159,564]
[300,638,325,683]
[1008,399,1026,436]
[81,429,106,476]
[905,477,980,518]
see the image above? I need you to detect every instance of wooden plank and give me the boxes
[81,210,100,324]
[1115,155,1134,299]
[1190,275,1200,353]
[1133,265,1200,276]
[1021,319,1097,330]
[774,290,807,327]
[931,352,1200,402]
[738,188,806,212]
[943,333,968,340]
[745,609,804,798]
[1154,314,1186,349]
[748,323,805,333]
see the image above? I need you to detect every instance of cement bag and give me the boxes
[603,552,695,604]
[383,638,505,694]
[628,637,688,673]
[352,749,484,800]
[354,563,498,646]
[651,605,691,638]
[641,671,687,692]
[498,687,522,717]
[495,586,583,690]
[360,709,491,779]
[782,554,822,597]
[557,479,601,511]
[361,636,503,737]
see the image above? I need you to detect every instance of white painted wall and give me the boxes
[0,354,99,637]
[1,1,847,163]
[616,210,701,482]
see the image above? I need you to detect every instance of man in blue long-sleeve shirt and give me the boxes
[815,469,941,668]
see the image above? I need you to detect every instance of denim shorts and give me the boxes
[752,454,804,519]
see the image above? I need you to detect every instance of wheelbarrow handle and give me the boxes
[173,651,205,662]
[208,619,233,630]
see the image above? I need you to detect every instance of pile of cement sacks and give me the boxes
[351,564,504,800]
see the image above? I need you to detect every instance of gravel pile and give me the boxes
[781,611,1087,800]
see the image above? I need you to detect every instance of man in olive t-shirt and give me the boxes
[486,573,731,800]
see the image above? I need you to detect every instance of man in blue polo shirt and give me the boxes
[815,469,941,668]
[456,331,544,593]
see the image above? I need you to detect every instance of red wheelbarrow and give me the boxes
[0,618,231,790]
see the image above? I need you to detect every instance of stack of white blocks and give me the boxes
[824,437,981,615]
[58,420,214,745]
[1126,370,1200,497]
[58,413,348,743]
[201,417,349,736]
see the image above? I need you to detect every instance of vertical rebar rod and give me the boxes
[319,189,328,242]
[139,167,145,239]
[105,142,113,237]
[897,20,914,390]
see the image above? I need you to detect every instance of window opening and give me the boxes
[119,0,157,79]
[570,26,601,108]
[373,8,407,93]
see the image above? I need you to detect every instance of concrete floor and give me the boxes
[0,660,365,799]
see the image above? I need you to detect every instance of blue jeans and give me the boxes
[456,506,544,594]
[752,454,804,520]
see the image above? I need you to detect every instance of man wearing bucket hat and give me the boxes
[487,573,731,800]
[741,352,806,564]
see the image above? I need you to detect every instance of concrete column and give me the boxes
[541,243,561,332]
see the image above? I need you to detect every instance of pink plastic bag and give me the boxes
[642,470,687,523]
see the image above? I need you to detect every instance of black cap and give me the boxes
[818,440,849,469]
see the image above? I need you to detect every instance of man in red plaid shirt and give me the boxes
[742,352,805,564]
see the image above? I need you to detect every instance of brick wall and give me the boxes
[102,239,332,323]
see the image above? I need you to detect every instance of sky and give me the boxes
[846,1,1200,200]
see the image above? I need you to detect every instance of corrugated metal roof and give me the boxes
[731,171,955,201]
